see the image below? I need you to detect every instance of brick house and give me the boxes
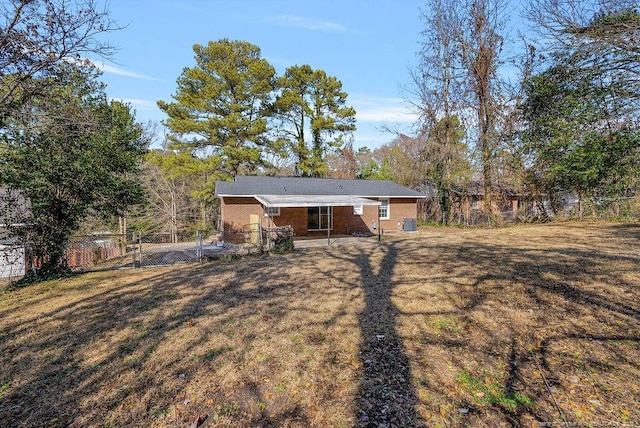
[214,176,424,242]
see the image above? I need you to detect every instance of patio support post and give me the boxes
[268,214,272,251]
[378,207,381,242]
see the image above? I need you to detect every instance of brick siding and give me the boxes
[379,198,419,232]
[220,197,262,232]
[221,196,419,238]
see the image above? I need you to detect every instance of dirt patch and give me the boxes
[0,222,638,426]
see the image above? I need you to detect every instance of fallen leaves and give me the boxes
[188,414,207,428]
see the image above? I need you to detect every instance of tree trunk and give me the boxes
[171,189,178,243]
[201,201,207,230]
[118,215,127,255]
[578,196,583,219]
[462,0,505,223]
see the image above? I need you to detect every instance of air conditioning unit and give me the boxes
[403,218,417,232]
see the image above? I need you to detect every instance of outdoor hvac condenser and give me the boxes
[403,218,417,232]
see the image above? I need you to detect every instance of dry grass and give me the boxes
[1,222,639,427]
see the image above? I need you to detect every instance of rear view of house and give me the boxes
[215,176,423,243]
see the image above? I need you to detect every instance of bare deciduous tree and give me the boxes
[410,0,467,224]
[409,0,485,223]
[0,0,118,119]
[460,0,508,219]
[525,0,639,111]
[525,0,639,51]
[141,151,195,243]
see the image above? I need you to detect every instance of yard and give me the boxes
[0,222,639,427]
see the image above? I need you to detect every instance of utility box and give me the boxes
[403,218,417,232]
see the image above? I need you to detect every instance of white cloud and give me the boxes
[266,14,347,32]
[352,96,418,123]
[91,60,164,81]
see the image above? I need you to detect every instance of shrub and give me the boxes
[271,226,294,253]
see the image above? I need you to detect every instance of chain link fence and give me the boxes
[1,226,293,281]
[135,231,205,268]
[65,231,210,272]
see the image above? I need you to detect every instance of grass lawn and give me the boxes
[1,222,639,427]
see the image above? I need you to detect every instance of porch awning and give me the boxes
[255,194,381,208]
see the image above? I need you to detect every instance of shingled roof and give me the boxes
[215,176,424,198]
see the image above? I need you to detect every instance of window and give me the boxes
[308,206,332,230]
[378,199,389,220]
[353,205,363,215]
[265,206,280,216]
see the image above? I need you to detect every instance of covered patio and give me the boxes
[256,194,382,246]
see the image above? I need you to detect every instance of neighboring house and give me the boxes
[454,181,522,222]
[214,176,424,242]
[0,188,30,279]
[0,188,30,232]
[417,180,541,224]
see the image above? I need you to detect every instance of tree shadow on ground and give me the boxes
[394,229,640,426]
[0,255,332,427]
[1,224,638,427]
[328,243,423,427]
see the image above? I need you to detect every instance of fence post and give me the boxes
[197,230,203,262]
[119,233,126,257]
[131,232,136,268]
[138,232,143,267]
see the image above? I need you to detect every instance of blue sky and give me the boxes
[96,0,428,149]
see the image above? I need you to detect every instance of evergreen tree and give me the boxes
[273,65,356,177]
[521,52,640,215]
[158,39,277,180]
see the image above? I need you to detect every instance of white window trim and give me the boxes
[308,206,333,231]
[264,206,280,216]
[378,198,390,220]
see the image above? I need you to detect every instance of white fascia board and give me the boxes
[219,194,423,199]
[373,195,426,199]
[255,195,381,208]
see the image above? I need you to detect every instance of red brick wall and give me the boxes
[221,197,262,232]
[335,206,372,235]
[355,199,418,233]
[383,198,419,232]
[270,207,307,236]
